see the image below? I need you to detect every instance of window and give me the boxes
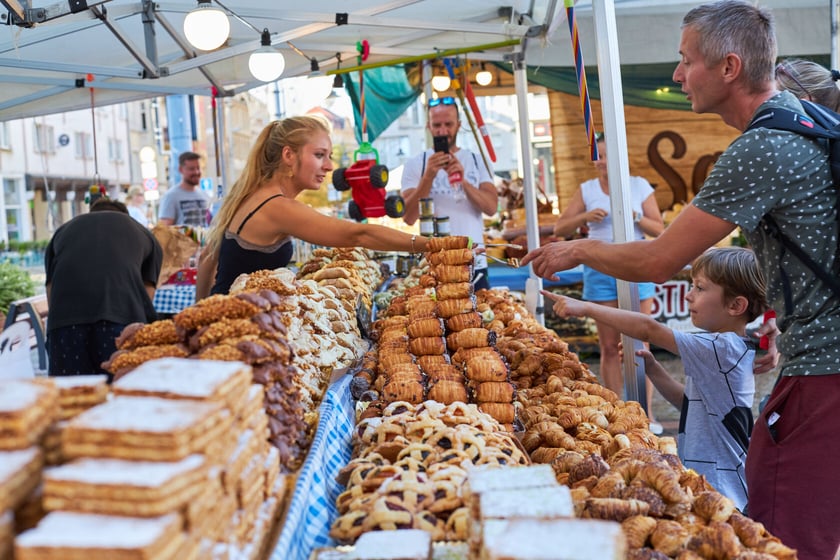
[108,138,123,162]
[0,122,9,149]
[34,123,55,153]
[3,178,23,242]
[74,132,92,159]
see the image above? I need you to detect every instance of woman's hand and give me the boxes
[586,208,608,223]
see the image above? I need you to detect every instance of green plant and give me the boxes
[0,261,36,316]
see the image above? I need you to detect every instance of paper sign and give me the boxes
[0,322,36,379]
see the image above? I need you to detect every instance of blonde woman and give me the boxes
[197,115,428,299]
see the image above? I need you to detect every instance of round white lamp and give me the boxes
[431,75,451,92]
[183,0,229,51]
[476,66,493,86]
[249,29,285,82]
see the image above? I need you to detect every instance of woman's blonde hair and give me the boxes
[126,185,145,199]
[206,114,331,253]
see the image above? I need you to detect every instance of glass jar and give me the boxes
[434,216,451,237]
[419,198,435,218]
[419,217,435,237]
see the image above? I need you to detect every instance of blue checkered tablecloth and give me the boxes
[271,373,355,560]
[152,285,196,315]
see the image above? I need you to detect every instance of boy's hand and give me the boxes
[540,289,585,317]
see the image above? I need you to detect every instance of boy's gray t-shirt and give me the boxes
[673,330,755,511]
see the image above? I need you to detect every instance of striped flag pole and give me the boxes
[565,0,599,161]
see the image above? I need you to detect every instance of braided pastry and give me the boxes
[408,336,447,356]
[427,248,473,266]
[446,311,483,332]
[427,380,468,405]
[407,317,445,338]
[416,354,450,371]
[464,354,508,382]
[103,344,190,377]
[472,381,515,403]
[431,264,472,284]
[477,402,515,424]
[447,327,496,350]
[382,379,425,404]
[427,235,471,251]
[437,297,476,319]
[115,320,181,350]
[435,281,473,301]
[444,506,469,541]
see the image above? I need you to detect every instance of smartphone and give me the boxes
[433,135,449,153]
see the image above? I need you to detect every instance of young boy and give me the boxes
[542,246,768,511]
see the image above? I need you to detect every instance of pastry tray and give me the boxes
[310,541,468,560]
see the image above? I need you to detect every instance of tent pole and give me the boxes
[833,0,839,71]
[512,50,544,326]
[592,0,646,411]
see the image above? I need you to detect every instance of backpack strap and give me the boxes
[747,106,836,139]
[761,214,840,302]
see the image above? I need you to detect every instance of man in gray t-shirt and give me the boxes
[158,151,209,227]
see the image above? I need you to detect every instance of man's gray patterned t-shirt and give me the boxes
[692,91,840,376]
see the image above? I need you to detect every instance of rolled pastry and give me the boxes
[435,282,473,301]
[437,297,476,319]
[477,402,516,424]
[427,248,474,266]
[446,312,483,332]
[427,235,471,251]
[427,380,468,405]
[407,317,445,339]
[431,264,472,284]
[473,381,515,403]
[409,336,447,356]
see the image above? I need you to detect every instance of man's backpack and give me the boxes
[745,99,840,299]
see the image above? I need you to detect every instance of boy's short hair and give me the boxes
[691,246,767,321]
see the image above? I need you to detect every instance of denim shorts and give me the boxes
[582,266,655,302]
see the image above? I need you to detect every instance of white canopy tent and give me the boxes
[1,0,834,406]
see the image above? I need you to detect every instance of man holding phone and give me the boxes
[401,96,498,289]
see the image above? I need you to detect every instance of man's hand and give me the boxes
[753,314,780,374]
[424,151,450,180]
[521,239,588,281]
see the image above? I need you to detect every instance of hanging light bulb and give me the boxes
[249,29,285,82]
[183,0,230,51]
[431,74,451,92]
[476,63,493,86]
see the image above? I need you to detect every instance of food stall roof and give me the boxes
[0,0,829,121]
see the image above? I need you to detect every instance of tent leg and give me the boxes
[512,51,544,326]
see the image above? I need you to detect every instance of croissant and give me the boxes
[727,511,765,548]
[448,327,496,350]
[446,311,483,332]
[753,538,797,560]
[651,519,691,556]
[427,380,468,405]
[621,515,658,548]
[431,264,472,284]
[464,355,509,382]
[427,235,471,251]
[477,402,515,424]
[408,336,447,356]
[437,297,476,319]
[427,248,474,266]
[622,485,666,517]
[407,317,445,339]
[637,463,689,504]
[686,521,742,559]
[472,381,515,403]
[568,453,610,484]
[590,471,627,499]
[530,446,568,464]
[692,491,735,523]
[581,497,650,522]
[435,281,473,301]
